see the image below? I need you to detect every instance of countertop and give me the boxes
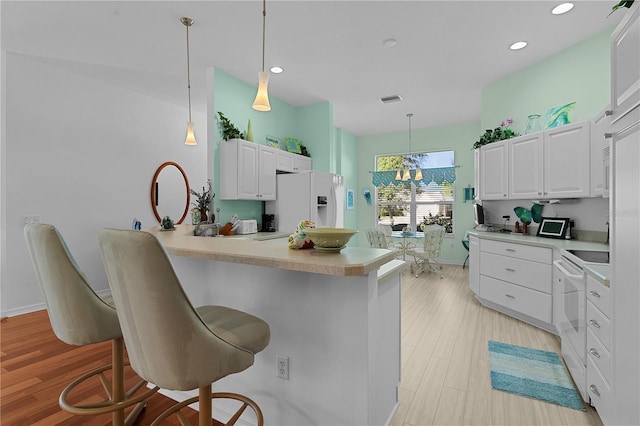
[147,225,395,277]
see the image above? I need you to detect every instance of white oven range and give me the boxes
[553,249,609,401]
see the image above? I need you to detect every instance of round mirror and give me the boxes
[150,162,190,224]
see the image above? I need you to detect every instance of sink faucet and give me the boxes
[194,222,219,237]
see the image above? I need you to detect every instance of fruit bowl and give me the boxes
[304,228,357,252]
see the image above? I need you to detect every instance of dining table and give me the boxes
[390,230,424,261]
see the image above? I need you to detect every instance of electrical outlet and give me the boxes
[23,216,41,226]
[277,355,289,380]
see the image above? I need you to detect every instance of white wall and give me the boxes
[0,53,207,316]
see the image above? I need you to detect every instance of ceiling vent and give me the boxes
[379,95,403,104]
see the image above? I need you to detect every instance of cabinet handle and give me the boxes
[538,192,542,195]
[604,132,613,139]
[505,268,516,272]
[589,348,601,358]
[589,319,601,328]
[589,290,601,298]
[605,110,613,116]
[505,294,515,299]
[590,384,600,397]
[505,248,516,252]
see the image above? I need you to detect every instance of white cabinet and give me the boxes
[476,239,554,332]
[276,150,312,173]
[479,141,508,200]
[543,121,591,198]
[586,274,614,425]
[611,2,640,125]
[220,139,277,200]
[509,132,543,199]
[469,235,479,294]
[591,108,610,197]
[473,149,481,201]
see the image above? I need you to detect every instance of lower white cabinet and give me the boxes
[471,238,554,331]
[586,273,614,425]
[468,235,479,294]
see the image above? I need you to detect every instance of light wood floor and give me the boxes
[391,264,603,426]
[2,265,603,426]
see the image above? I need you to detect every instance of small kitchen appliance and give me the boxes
[261,214,276,232]
[236,219,258,234]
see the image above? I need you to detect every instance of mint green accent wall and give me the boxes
[337,128,359,231]
[356,122,479,261]
[481,27,614,133]
[210,68,335,225]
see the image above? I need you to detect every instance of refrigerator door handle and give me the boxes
[330,178,337,228]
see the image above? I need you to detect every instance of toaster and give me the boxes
[236,219,258,234]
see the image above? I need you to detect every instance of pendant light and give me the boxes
[181,17,197,146]
[252,0,271,111]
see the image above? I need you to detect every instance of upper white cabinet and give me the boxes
[611,2,640,124]
[276,150,312,173]
[591,107,610,197]
[220,139,277,200]
[479,141,509,200]
[543,121,591,198]
[479,120,592,201]
[473,149,481,201]
[509,133,543,199]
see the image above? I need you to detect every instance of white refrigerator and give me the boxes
[265,171,344,233]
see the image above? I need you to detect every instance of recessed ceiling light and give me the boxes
[270,66,283,74]
[552,3,574,15]
[383,38,397,47]
[509,41,528,50]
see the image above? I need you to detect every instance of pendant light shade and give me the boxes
[402,169,411,181]
[252,0,271,111]
[415,167,423,181]
[253,71,271,111]
[395,169,402,180]
[181,17,197,146]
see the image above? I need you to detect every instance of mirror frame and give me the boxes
[150,162,191,224]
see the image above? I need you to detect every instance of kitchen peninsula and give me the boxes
[147,225,404,426]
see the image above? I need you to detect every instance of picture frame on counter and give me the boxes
[346,188,355,210]
[536,217,570,239]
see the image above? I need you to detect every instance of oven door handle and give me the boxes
[553,260,583,280]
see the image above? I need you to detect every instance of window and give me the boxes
[372,150,455,234]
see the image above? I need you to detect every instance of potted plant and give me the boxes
[190,179,215,223]
[217,112,245,141]
[473,118,520,149]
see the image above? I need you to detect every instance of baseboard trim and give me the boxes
[0,288,112,318]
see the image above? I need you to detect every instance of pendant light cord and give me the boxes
[407,113,413,155]
[261,0,266,72]
[185,20,193,122]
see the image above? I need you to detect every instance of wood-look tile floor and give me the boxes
[1,264,603,425]
[391,264,603,426]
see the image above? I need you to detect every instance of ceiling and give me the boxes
[1,1,623,136]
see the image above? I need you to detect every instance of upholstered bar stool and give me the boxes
[98,228,271,426]
[23,223,158,425]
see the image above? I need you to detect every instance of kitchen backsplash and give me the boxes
[481,197,609,239]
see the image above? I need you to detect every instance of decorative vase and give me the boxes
[246,119,254,142]
[200,208,209,223]
[525,114,542,134]
[191,209,201,225]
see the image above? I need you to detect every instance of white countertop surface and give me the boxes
[584,264,611,287]
[468,230,609,252]
[148,225,395,276]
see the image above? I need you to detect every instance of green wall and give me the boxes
[481,27,614,133]
[336,128,359,231]
[356,122,479,261]
[209,68,336,225]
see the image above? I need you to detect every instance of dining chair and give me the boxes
[23,223,157,425]
[367,228,404,259]
[409,224,445,278]
[98,228,271,426]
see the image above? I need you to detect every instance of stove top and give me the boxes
[566,249,609,264]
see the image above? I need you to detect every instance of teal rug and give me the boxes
[488,341,585,411]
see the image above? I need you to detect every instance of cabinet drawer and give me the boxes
[587,328,612,383]
[481,240,551,264]
[479,275,551,323]
[480,252,552,293]
[587,301,612,349]
[586,275,611,317]
[587,357,613,425]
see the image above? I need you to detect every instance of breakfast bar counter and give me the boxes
[147,225,404,426]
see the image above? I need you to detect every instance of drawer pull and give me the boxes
[505,248,516,252]
[589,319,601,328]
[505,268,516,272]
[505,294,515,299]
[589,291,601,298]
[590,384,600,397]
[589,348,601,358]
